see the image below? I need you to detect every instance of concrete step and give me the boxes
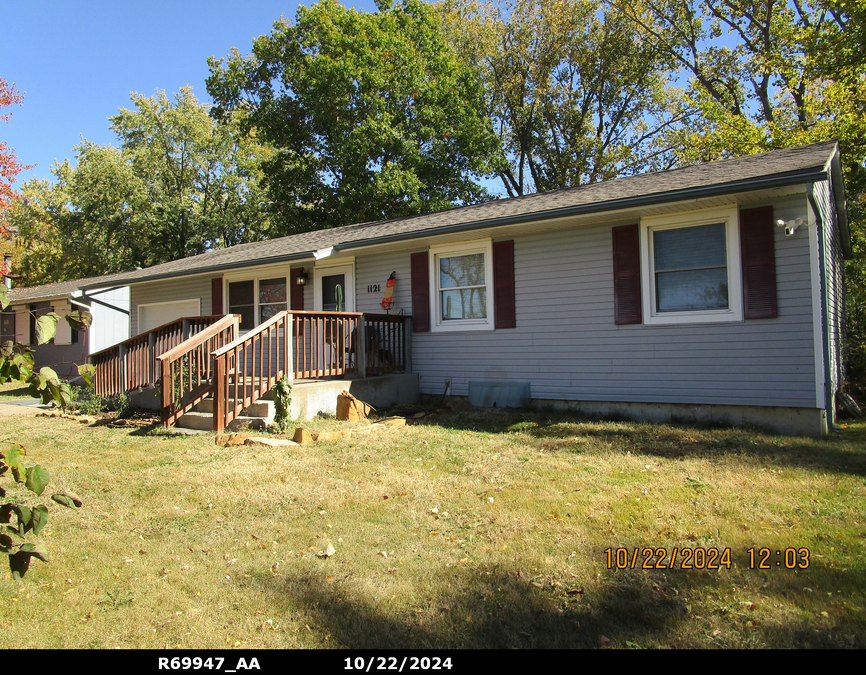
[192,398,274,419]
[178,395,275,432]
[175,411,214,431]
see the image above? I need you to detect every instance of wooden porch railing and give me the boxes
[292,310,363,379]
[212,311,293,433]
[90,315,226,397]
[156,314,239,428]
[362,313,409,376]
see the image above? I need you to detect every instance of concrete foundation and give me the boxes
[529,398,827,437]
[125,373,420,423]
[128,386,161,411]
[290,373,420,420]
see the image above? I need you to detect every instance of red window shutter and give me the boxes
[211,277,223,315]
[612,224,642,325]
[493,240,516,329]
[410,251,430,332]
[289,268,305,310]
[740,206,777,319]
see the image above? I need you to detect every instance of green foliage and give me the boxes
[207,0,500,234]
[0,443,81,580]
[7,88,272,286]
[271,376,292,434]
[69,387,129,417]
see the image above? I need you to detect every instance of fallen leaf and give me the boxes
[317,544,336,558]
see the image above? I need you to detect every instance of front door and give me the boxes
[314,264,355,312]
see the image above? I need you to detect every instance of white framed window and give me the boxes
[226,275,288,330]
[429,240,494,332]
[640,206,743,325]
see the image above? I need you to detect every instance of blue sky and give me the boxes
[1,1,380,185]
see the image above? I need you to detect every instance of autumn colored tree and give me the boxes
[0,78,28,268]
[439,0,682,196]
[614,0,866,397]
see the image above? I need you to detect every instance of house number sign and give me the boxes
[367,284,381,293]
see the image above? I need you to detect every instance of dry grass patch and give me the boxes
[0,408,864,649]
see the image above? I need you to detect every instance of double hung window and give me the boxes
[228,276,287,329]
[429,241,494,331]
[640,207,743,325]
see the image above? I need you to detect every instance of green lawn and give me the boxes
[1,407,864,649]
[0,380,34,402]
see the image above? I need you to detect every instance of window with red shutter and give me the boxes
[638,206,745,325]
[410,251,430,332]
[612,224,642,325]
[211,277,224,315]
[739,206,777,319]
[493,240,516,329]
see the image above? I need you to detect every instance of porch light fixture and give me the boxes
[296,268,309,286]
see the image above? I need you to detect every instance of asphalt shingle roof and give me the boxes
[60,140,838,289]
[6,275,113,303]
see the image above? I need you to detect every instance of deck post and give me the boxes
[284,314,294,386]
[213,355,226,433]
[404,316,412,374]
[160,357,171,428]
[147,332,156,386]
[356,317,367,378]
[118,343,128,393]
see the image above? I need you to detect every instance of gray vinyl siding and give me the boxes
[130,275,212,336]
[812,179,846,402]
[356,196,818,408]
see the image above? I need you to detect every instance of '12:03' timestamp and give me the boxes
[604,547,811,570]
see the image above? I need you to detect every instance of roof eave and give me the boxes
[78,252,317,290]
[826,147,853,259]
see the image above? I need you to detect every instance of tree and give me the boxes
[8,88,272,284]
[206,0,501,234]
[1,78,28,265]
[108,88,273,261]
[616,0,866,397]
[439,0,684,197]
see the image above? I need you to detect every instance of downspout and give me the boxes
[807,184,842,433]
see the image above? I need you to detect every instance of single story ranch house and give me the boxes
[80,141,850,436]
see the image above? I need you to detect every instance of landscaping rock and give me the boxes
[244,437,298,447]
[336,390,373,421]
[336,393,360,421]
[293,427,314,445]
